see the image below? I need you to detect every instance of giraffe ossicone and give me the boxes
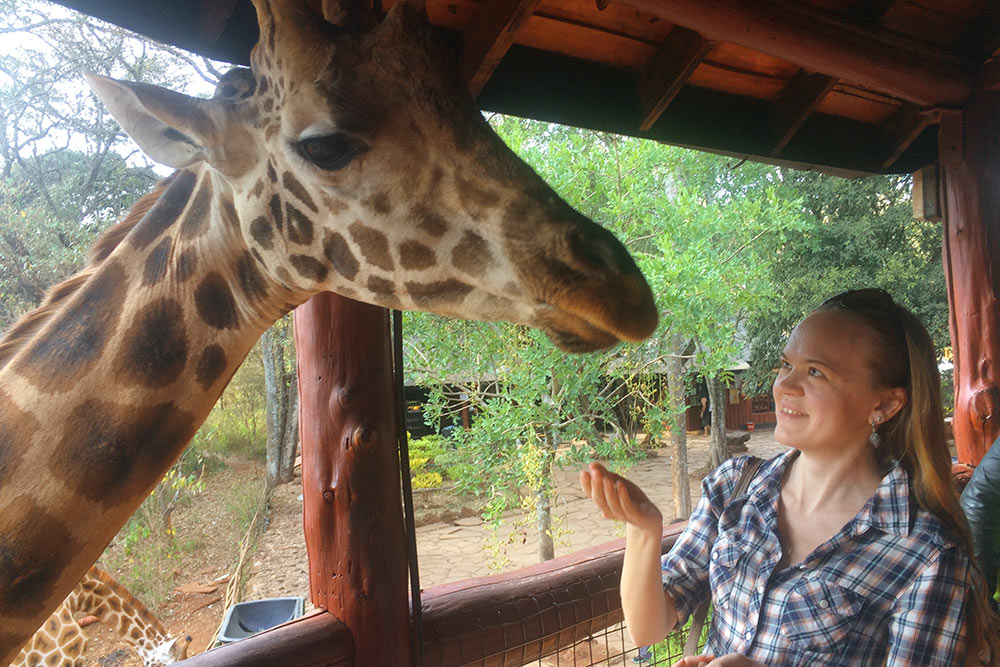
[11,566,190,667]
[0,0,656,660]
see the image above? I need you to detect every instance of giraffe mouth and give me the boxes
[535,309,622,353]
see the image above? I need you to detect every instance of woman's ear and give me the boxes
[875,387,908,423]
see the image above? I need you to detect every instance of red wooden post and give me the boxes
[293,293,411,665]
[940,92,1000,466]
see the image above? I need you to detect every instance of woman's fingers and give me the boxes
[670,655,716,667]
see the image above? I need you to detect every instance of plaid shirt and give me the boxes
[661,451,970,666]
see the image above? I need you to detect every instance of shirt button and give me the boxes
[712,551,720,561]
[745,630,753,641]
[819,600,830,609]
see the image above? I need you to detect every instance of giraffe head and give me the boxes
[145,633,191,666]
[83,0,657,352]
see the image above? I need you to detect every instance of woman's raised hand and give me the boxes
[580,462,662,535]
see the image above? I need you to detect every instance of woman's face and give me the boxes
[772,309,894,453]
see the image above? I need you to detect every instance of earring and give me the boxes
[869,416,883,448]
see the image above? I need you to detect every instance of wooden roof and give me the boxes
[51,0,1000,175]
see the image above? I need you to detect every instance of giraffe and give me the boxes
[0,0,658,659]
[11,565,190,667]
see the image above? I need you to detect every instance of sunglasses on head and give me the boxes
[821,288,896,311]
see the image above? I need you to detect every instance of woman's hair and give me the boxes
[816,288,997,665]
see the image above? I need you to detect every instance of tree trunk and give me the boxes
[263,317,298,489]
[536,428,557,562]
[667,334,691,519]
[707,373,729,468]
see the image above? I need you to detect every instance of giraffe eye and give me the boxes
[296,134,365,171]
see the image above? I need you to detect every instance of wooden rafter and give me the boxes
[460,0,543,97]
[845,0,903,27]
[637,27,713,131]
[768,70,837,156]
[197,0,240,44]
[612,0,974,107]
[878,102,935,169]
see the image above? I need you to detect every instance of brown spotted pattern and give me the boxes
[349,221,394,271]
[52,400,195,509]
[11,565,188,667]
[15,263,128,389]
[114,299,189,388]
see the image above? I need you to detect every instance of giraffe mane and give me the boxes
[0,174,177,370]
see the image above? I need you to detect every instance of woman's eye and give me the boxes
[780,360,791,369]
[808,367,822,377]
[296,134,366,171]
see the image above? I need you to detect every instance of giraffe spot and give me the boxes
[399,240,435,270]
[34,635,52,651]
[58,627,78,643]
[15,263,127,388]
[282,171,318,212]
[142,237,173,286]
[130,628,142,640]
[276,267,292,285]
[196,345,228,390]
[0,496,78,618]
[456,175,500,212]
[115,299,189,388]
[258,76,270,95]
[265,124,279,141]
[195,273,239,330]
[363,192,392,215]
[250,216,274,250]
[220,197,241,231]
[367,276,401,308]
[412,205,447,237]
[267,161,278,183]
[321,195,348,215]
[0,391,39,490]
[405,279,474,309]
[452,231,494,278]
[481,293,515,313]
[176,248,198,282]
[63,639,83,656]
[290,255,328,282]
[250,178,264,199]
[269,194,284,231]
[50,400,196,508]
[130,170,197,250]
[237,251,269,302]
[323,231,359,280]
[349,221,394,271]
[285,203,314,245]
[179,177,212,239]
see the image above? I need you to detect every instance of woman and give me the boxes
[583,289,997,666]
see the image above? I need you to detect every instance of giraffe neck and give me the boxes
[0,166,298,651]
[68,567,174,664]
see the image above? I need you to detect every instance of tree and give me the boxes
[262,316,299,488]
[0,0,223,329]
[742,171,946,396]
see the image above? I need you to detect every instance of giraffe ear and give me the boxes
[85,73,218,169]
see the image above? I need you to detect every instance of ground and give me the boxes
[79,430,786,665]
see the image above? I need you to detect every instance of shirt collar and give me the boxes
[754,450,911,537]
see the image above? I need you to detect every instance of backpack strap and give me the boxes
[681,456,764,657]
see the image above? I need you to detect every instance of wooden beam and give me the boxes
[612,0,974,107]
[180,611,353,666]
[940,92,1000,467]
[846,0,903,27]
[769,70,837,155]
[460,0,543,97]
[637,27,713,131]
[879,102,935,169]
[293,294,411,666]
[197,0,239,44]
